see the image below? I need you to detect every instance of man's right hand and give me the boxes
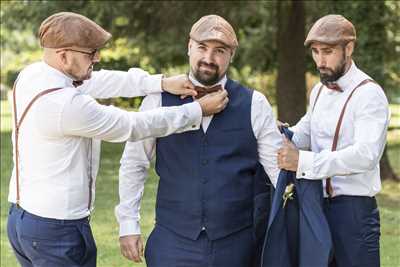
[197,89,229,116]
[119,235,143,263]
[161,74,197,98]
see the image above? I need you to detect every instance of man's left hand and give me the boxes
[277,137,299,171]
[161,74,197,98]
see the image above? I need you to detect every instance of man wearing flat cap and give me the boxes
[116,14,282,266]
[7,12,229,267]
[278,14,389,267]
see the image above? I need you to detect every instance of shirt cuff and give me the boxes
[296,150,315,179]
[145,74,163,94]
[119,220,141,237]
[178,102,202,132]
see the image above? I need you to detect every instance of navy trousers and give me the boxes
[324,196,380,267]
[145,224,255,267]
[7,204,97,267]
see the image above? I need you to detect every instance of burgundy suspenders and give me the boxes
[312,79,376,197]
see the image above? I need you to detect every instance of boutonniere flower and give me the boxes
[282,183,295,208]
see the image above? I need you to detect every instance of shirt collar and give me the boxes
[41,61,75,88]
[336,60,358,92]
[188,72,227,88]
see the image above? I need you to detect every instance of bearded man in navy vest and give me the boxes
[115,15,282,267]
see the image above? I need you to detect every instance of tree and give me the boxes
[276,0,307,124]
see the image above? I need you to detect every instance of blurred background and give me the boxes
[1,1,399,266]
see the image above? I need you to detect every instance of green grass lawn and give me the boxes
[1,100,399,267]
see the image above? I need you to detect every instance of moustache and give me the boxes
[318,67,333,73]
[198,61,218,70]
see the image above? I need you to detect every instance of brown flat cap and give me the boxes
[304,14,356,46]
[39,12,111,51]
[190,15,238,49]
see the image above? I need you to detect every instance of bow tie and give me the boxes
[325,82,343,92]
[194,84,222,99]
[73,80,83,87]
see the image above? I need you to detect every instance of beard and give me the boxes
[65,58,94,81]
[318,53,347,85]
[192,60,222,86]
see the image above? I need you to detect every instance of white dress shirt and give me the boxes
[291,61,390,197]
[8,61,202,220]
[116,75,282,236]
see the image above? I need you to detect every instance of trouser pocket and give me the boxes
[19,214,95,266]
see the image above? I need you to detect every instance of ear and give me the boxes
[230,49,236,63]
[57,50,69,66]
[345,41,354,58]
[187,39,193,56]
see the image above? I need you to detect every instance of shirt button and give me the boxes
[302,172,306,176]
[202,159,208,165]
[191,125,196,128]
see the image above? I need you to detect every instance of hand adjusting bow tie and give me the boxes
[194,84,222,99]
[325,82,343,92]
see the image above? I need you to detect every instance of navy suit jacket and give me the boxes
[261,127,332,267]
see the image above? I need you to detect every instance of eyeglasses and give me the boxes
[61,48,99,61]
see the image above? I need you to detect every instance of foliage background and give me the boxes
[1,1,399,103]
[1,1,399,266]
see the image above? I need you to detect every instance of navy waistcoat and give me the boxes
[155,79,259,240]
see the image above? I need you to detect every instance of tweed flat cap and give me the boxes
[304,14,356,46]
[190,15,238,49]
[39,12,111,51]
